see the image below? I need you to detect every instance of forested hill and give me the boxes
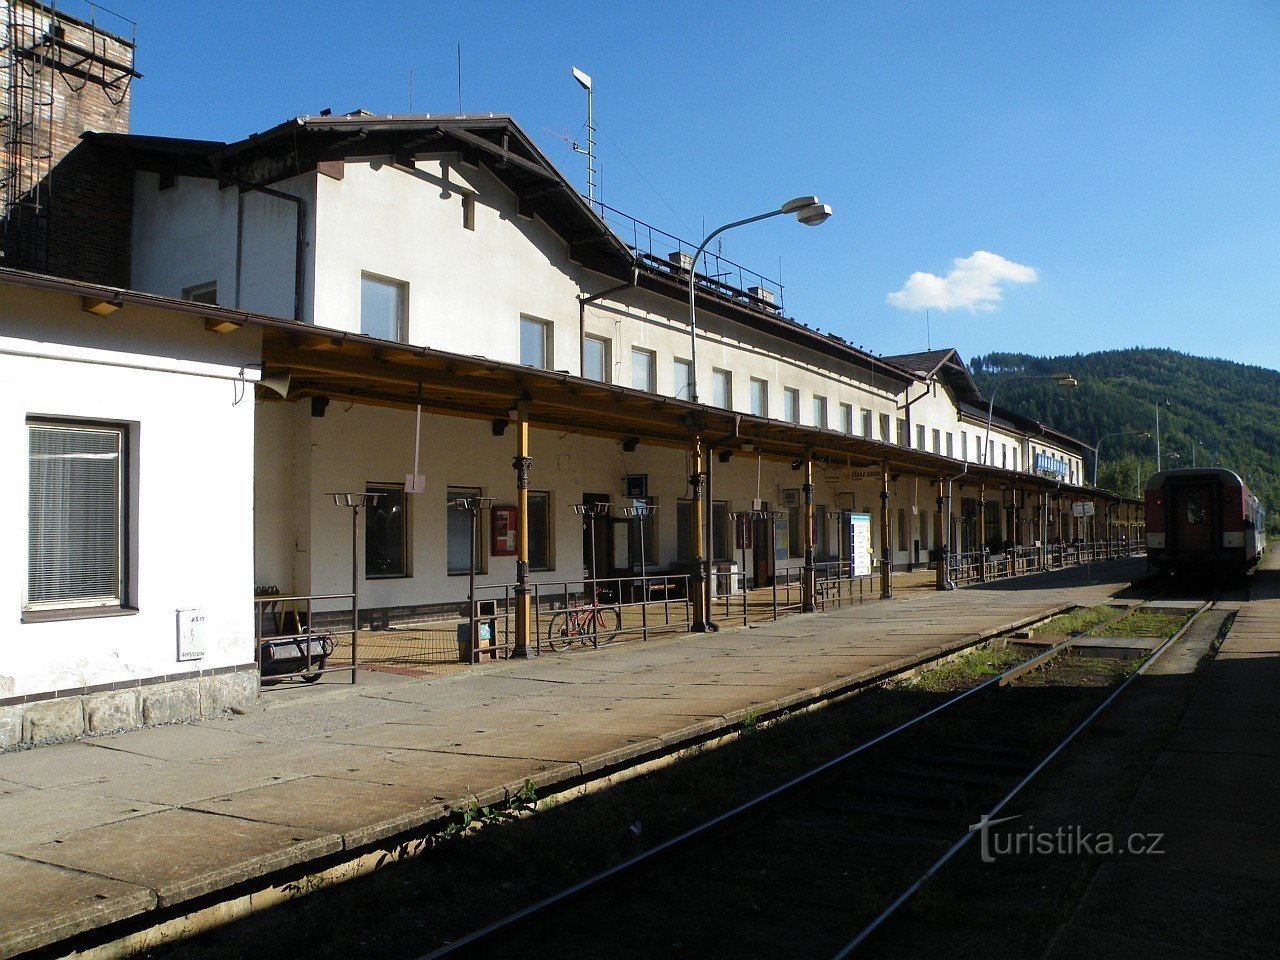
[970,348,1280,529]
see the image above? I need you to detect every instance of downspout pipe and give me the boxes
[578,268,638,378]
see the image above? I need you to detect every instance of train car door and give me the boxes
[1172,485,1213,552]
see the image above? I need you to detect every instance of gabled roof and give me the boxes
[88,112,636,277]
[885,347,984,406]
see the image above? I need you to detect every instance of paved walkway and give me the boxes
[1047,552,1280,960]
[0,560,1145,958]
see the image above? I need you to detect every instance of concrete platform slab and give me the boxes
[0,782,167,849]
[0,853,157,958]
[16,808,341,907]
[0,741,162,788]
[91,724,272,762]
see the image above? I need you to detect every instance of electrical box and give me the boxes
[176,608,206,662]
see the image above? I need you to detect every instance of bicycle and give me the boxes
[546,587,622,651]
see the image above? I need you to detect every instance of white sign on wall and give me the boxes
[1071,502,1096,518]
[849,513,873,578]
[176,608,206,662]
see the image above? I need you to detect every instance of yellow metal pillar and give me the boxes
[690,436,709,631]
[512,399,532,658]
[879,462,892,599]
[802,453,816,612]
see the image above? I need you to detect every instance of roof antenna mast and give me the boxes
[571,67,596,206]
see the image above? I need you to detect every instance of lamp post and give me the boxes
[572,502,611,604]
[982,373,1078,467]
[1154,398,1172,471]
[1092,430,1151,487]
[686,196,832,404]
[620,502,657,634]
[451,496,496,661]
[326,491,382,684]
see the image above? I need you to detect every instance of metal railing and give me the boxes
[592,200,786,312]
[947,540,1144,587]
[253,590,357,685]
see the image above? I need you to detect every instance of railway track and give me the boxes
[417,596,1212,960]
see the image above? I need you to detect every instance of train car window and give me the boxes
[1186,492,1205,525]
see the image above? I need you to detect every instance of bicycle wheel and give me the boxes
[593,606,622,644]
[546,612,575,652]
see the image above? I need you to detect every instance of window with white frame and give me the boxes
[813,395,828,429]
[879,412,891,442]
[673,358,692,399]
[712,368,732,409]
[528,491,553,571]
[840,403,854,434]
[961,431,968,460]
[783,387,800,424]
[182,281,217,305]
[897,418,909,446]
[27,419,129,611]
[446,487,486,575]
[631,347,655,392]
[360,273,407,341]
[932,429,941,454]
[520,316,552,369]
[861,408,873,438]
[916,424,926,450]
[749,377,768,417]
[946,432,954,458]
[583,335,610,383]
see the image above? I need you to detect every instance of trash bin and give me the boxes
[456,620,494,662]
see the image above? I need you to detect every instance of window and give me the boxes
[861,409,873,438]
[787,505,803,558]
[897,507,908,551]
[916,424,926,450]
[750,378,768,417]
[784,387,800,424]
[366,483,409,578]
[446,487,485,575]
[27,420,128,611]
[583,335,610,383]
[182,281,217,305]
[988,439,995,464]
[712,368,732,409]
[673,358,693,399]
[932,429,941,454]
[631,348,655,392]
[896,418,908,446]
[1001,443,1008,468]
[814,503,829,556]
[879,413,891,442]
[813,395,828,429]
[840,403,854,434]
[1013,449,1019,471]
[676,499,729,561]
[961,431,968,460]
[528,491,553,571]
[462,193,476,231]
[946,433,954,458]
[520,316,552,369]
[360,273,407,341]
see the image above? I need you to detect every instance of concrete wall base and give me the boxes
[0,668,259,750]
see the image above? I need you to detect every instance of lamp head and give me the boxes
[780,195,833,226]
[1051,373,1078,389]
[572,67,592,91]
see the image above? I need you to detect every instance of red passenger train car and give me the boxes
[1145,468,1265,578]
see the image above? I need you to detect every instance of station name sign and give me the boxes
[1035,452,1069,479]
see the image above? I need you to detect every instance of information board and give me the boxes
[849,513,873,578]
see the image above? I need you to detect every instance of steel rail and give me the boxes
[417,624,1094,959]
[831,598,1212,958]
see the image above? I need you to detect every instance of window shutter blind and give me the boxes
[28,424,122,605]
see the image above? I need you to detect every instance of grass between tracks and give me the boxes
[1035,604,1122,636]
[146,641,1130,960]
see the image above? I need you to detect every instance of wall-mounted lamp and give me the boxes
[718,450,733,463]
[790,459,803,471]
[80,296,123,317]
[621,437,639,452]
[258,372,291,398]
[311,396,330,418]
[741,441,756,453]
[492,418,509,437]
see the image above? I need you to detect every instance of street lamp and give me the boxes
[686,196,832,403]
[1092,430,1151,487]
[982,373,1078,467]
[1154,398,1172,471]
[572,502,611,604]
[326,491,382,684]
[451,496,496,660]
[620,502,658,633]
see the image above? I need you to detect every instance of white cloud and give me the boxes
[887,250,1038,313]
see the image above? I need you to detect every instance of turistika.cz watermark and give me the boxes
[970,814,1165,863]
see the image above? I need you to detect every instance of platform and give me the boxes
[0,560,1146,958]
[1047,552,1280,959]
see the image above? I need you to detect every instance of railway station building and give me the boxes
[0,1,1142,742]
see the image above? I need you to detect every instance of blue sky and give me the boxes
[114,0,1280,369]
